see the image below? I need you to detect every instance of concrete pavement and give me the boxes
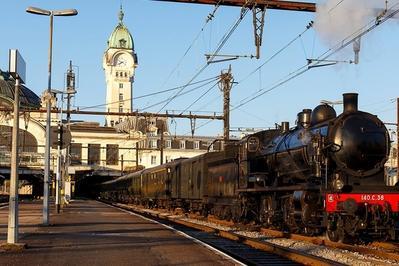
[0,200,237,265]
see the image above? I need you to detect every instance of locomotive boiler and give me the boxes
[98,93,399,243]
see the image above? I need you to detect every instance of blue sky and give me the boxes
[0,0,398,138]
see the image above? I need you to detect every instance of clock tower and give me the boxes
[103,6,138,127]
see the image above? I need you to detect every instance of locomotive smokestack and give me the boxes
[343,93,358,112]
[281,122,289,133]
[297,109,312,128]
[302,109,312,128]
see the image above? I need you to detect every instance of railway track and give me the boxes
[193,214,399,263]
[259,227,399,262]
[101,200,342,266]
[101,201,399,265]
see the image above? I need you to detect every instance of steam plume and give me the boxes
[314,0,396,45]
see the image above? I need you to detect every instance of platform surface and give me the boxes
[0,200,236,265]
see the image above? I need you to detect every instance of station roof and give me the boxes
[0,70,41,109]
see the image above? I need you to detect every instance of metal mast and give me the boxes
[219,66,233,147]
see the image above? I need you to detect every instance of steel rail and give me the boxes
[102,200,339,266]
[194,215,399,261]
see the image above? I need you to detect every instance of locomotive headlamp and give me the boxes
[333,178,345,190]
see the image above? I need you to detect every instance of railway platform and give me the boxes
[0,200,238,265]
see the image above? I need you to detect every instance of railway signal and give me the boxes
[50,125,72,149]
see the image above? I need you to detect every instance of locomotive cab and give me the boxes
[238,129,279,189]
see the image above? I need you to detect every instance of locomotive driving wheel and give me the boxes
[326,214,345,242]
[326,228,345,242]
[259,196,274,227]
[282,196,298,232]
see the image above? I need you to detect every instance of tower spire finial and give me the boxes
[118,4,124,24]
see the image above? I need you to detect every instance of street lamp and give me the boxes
[26,6,78,225]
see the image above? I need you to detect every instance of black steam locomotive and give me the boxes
[98,93,399,242]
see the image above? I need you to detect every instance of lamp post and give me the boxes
[26,6,77,225]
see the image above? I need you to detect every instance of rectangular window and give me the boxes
[165,140,171,148]
[180,140,185,149]
[119,83,123,89]
[70,143,82,165]
[194,141,200,149]
[88,144,101,165]
[150,140,157,148]
[151,155,157,165]
[119,105,123,113]
[119,93,123,101]
[106,144,119,165]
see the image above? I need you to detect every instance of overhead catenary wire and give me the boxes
[157,0,224,91]
[179,81,220,115]
[80,1,225,114]
[78,76,219,111]
[234,2,399,110]
[328,0,347,14]
[238,21,314,84]
[157,2,252,114]
[140,78,219,111]
[186,3,399,135]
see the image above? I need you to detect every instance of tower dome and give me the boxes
[107,6,134,50]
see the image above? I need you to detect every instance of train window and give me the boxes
[197,171,201,190]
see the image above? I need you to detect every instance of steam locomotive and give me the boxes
[98,93,399,242]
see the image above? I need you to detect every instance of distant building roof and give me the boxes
[70,122,119,133]
[0,70,41,109]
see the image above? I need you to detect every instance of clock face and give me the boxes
[115,54,130,67]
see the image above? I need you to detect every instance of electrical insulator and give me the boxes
[353,37,361,65]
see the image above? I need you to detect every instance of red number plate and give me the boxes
[325,193,399,212]
[360,194,385,201]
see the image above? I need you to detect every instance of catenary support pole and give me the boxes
[219,66,233,149]
[160,123,164,165]
[7,78,20,244]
